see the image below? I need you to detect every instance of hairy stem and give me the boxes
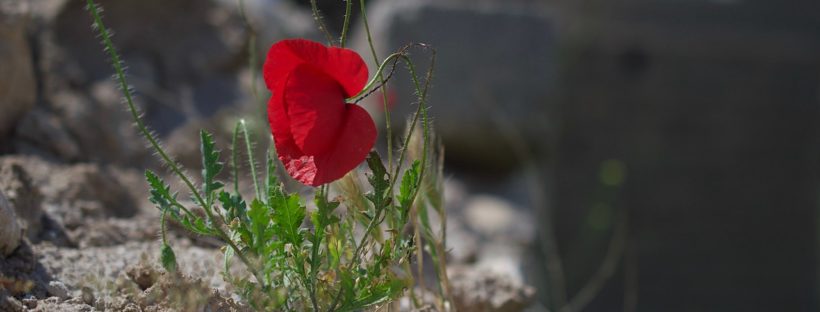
[358,0,393,174]
[232,121,241,194]
[340,0,354,47]
[236,0,266,114]
[240,119,262,199]
[160,207,169,245]
[310,0,335,46]
[87,0,206,210]
[86,0,267,288]
[388,46,436,198]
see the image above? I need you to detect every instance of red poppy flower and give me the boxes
[263,39,376,186]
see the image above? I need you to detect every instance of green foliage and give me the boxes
[200,130,225,205]
[365,151,391,212]
[273,194,306,246]
[160,243,178,273]
[88,0,446,310]
[141,134,441,310]
[398,160,422,221]
[146,170,180,218]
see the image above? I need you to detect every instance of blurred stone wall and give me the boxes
[552,0,820,310]
[352,0,556,173]
[0,0,316,169]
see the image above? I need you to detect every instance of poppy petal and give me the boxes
[283,64,346,155]
[263,39,368,98]
[270,96,377,186]
[324,46,369,98]
[311,104,377,185]
[277,103,376,186]
[265,39,376,186]
[269,85,321,185]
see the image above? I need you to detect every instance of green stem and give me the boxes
[86,0,267,289]
[329,205,384,311]
[310,0,336,46]
[328,46,436,312]
[160,207,169,245]
[340,0,354,48]
[86,0,208,214]
[240,119,262,199]
[236,0,265,114]
[232,121,241,195]
[387,48,435,199]
[307,185,329,311]
[359,0,394,174]
[345,53,402,102]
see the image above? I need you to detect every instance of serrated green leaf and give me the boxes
[272,193,305,246]
[340,269,356,304]
[328,237,341,268]
[341,278,406,311]
[200,130,224,200]
[145,170,180,218]
[248,199,273,252]
[219,191,247,223]
[237,226,254,247]
[398,160,421,219]
[365,151,391,210]
[311,189,340,232]
[181,216,213,235]
[160,243,177,272]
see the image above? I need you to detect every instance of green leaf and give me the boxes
[328,238,341,268]
[338,277,405,312]
[181,216,213,235]
[340,269,356,305]
[311,189,340,232]
[365,151,391,210]
[200,130,225,201]
[160,243,177,272]
[397,160,421,220]
[219,191,247,223]
[145,170,180,218]
[248,199,273,252]
[272,193,306,246]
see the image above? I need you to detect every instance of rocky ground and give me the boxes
[0,154,538,311]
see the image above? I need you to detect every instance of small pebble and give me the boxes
[21,296,37,309]
[81,286,95,305]
[46,280,70,300]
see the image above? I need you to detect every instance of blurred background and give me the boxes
[1,0,819,311]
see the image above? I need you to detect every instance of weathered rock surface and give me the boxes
[45,280,69,300]
[10,0,255,166]
[449,265,536,312]
[463,195,535,244]
[0,191,22,257]
[0,157,138,226]
[14,107,83,161]
[0,161,44,240]
[0,156,152,247]
[0,1,37,140]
